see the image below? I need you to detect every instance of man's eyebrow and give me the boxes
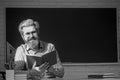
[31,30,37,33]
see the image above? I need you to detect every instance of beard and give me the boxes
[26,38,39,49]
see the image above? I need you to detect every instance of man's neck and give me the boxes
[33,43,40,51]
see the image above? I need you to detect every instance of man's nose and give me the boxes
[29,33,34,38]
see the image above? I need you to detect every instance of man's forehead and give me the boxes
[22,26,36,33]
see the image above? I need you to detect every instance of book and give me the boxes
[26,51,57,69]
[6,70,14,80]
[88,74,120,79]
[14,71,27,80]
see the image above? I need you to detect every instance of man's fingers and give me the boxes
[32,61,36,68]
[39,62,47,68]
[30,62,50,77]
[38,62,49,74]
[39,62,49,70]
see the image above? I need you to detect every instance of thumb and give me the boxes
[32,61,36,69]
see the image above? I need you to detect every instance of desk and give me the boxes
[62,78,120,80]
[6,70,64,80]
[42,78,120,80]
[27,78,63,80]
[43,78,64,80]
[6,70,120,80]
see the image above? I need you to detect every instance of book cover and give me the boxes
[27,51,57,69]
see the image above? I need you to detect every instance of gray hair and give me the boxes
[18,19,40,36]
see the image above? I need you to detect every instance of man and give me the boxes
[14,19,64,79]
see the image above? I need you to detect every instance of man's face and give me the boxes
[22,26,39,48]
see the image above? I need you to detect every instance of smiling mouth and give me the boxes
[28,37,37,41]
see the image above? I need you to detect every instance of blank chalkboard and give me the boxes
[6,8,117,63]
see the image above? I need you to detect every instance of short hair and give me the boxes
[18,19,40,35]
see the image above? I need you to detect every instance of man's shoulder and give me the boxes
[40,40,55,51]
[16,44,25,51]
[40,40,54,47]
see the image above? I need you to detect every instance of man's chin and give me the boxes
[27,40,39,49]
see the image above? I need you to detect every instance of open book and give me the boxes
[26,51,57,69]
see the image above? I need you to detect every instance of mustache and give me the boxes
[28,37,37,42]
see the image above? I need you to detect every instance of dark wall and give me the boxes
[6,8,117,63]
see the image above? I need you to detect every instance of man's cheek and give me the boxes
[23,36,29,42]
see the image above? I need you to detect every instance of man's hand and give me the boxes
[47,63,64,78]
[28,62,49,79]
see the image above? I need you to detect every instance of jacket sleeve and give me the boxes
[47,43,64,78]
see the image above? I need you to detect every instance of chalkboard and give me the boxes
[6,8,117,63]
